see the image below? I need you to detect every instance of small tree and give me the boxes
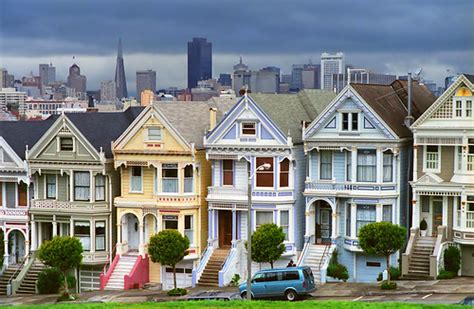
[38,236,83,297]
[148,230,189,290]
[251,223,286,269]
[358,222,406,284]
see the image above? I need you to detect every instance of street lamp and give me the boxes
[246,162,271,300]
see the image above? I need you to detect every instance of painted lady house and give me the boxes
[195,90,336,287]
[25,108,143,293]
[105,101,232,290]
[301,80,435,282]
[403,74,474,278]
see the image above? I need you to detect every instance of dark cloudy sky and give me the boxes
[1,0,473,94]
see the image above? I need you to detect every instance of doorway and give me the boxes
[218,211,232,248]
[122,213,140,251]
[315,201,332,244]
[431,197,443,236]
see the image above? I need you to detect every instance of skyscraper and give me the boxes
[67,63,87,97]
[136,70,156,102]
[187,38,212,89]
[115,38,128,99]
[100,80,116,102]
[39,63,56,86]
[320,52,345,90]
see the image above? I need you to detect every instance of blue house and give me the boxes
[300,81,435,282]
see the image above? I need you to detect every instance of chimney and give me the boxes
[209,107,217,131]
[404,72,414,127]
[87,95,98,113]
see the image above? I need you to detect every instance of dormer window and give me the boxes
[341,112,359,131]
[60,137,73,151]
[242,122,256,136]
[147,127,162,141]
[453,87,473,118]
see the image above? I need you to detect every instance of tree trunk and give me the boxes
[386,255,391,284]
[270,261,274,269]
[63,270,69,297]
[173,265,177,290]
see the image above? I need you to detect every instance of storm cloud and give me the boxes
[1,0,472,90]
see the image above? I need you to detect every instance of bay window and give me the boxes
[162,164,178,193]
[280,210,289,240]
[222,160,234,186]
[74,172,90,201]
[46,174,56,199]
[279,159,289,187]
[184,215,194,244]
[95,221,106,251]
[256,211,273,229]
[184,165,193,193]
[320,151,332,180]
[95,175,105,201]
[346,204,351,236]
[357,149,376,182]
[130,167,142,192]
[5,182,15,208]
[346,151,352,182]
[425,145,440,171]
[162,215,178,230]
[356,205,376,235]
[256,157,274,187]
[383,151,393,182]
[383,204,393,223]
[74,221,90,251]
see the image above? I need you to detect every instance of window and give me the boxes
[280,210,289,240]
[455,100,462,117]
[341,112,359,131]
[95,175,105,201]
[456,146,463,171]
[60,137,73,151]
[222,160,234,186]
[242,122,256,135]
[282,271,300,281]
[18,183,27,206]
[467,100,473,117]
[256,157,274,187]
[346,204,351,237]
[253,273,265,283]
[342,113,349,131]
[184,165,193,193]
[256,211,273,229]
[357,149,376,182]
[74,172,90,201]
[454,97,473,118]
[383,204,392,222]
[264,272,279,282]
[383,151,393,182]
[74,221,90,251]
[95,221,106,251]
[184,215,194,244]
[366,262,381,267]
[320,151,332,180]
[130,167,142,192]
[46,174,56,199]
[425,145,440,171]
[5,182,15,208]
[162,164,178,193]
[147,127,162,141]
[352,113,358,131]
[356,205,376,235]
[162,215,178,230]
[279,159,289,187]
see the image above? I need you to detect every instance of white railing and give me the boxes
[208,186,247,196]
[191,245,215,287]
[0,209,28,216]
[305,181,396,192]
[320,245,336,284]
[456,210,474,229]
[218,241,243,287]
[297,237,312,266]
[31,200,107,211]
[467,211,474,228]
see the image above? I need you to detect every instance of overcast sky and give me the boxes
[1,0,473,94]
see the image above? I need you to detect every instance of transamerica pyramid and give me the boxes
[115,38,128,99]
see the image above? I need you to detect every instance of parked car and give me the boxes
[460,296,474,306]
[239,266,316,301]
[187,290,242,301]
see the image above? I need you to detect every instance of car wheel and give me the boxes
[285,290,297,301]
[241,291,250,299]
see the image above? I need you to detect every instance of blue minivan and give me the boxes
[239,266,315,301]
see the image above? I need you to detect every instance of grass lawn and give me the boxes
[17,301,465,309]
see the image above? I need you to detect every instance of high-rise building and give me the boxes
[20,75,42,97]
[115,38,128,99]
[232,61,280,94]
[67,64,87,97]
[187,37,212,89]
[320,52,345,90]
[0,88,27,116]
[0,69,7,88]
[218,73,232,87]
[39,63,56,86]
[291,64,320,90]
[136,70,156,102]
[100,80,116,102]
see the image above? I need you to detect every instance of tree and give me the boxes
[148,230,189,290]
[251,223,286,269]
[358,222,406,284]
[38,236,83,297]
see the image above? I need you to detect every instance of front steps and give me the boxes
[299,245,330,283]
[16,262,45,295]
[404,237,436,280]
[197,248,229,287]
[0,265,22,295]
[104,255,137,290]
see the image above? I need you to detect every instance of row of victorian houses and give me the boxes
[0,74,472,294]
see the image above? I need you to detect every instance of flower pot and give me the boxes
[420,230,427,237]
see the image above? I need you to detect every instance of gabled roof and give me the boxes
[464,73,474,84]
[350,80,436,138]
[0,117,57,159]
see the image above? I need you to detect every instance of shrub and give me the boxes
[381,281,397,290]
[167,288,187,296]
[67,275,76,292]
[420,219,428,230]
[327,263,349,281]
[377,267,401,282]
[37,268,63,294]
[230,274,241,286]
[437,269,456,279]
[444,246,461,274]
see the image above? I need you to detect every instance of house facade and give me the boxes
[404,74,474,277]
[302,81,435,282]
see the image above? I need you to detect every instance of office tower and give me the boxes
[0,69,7,88]
[256,67,280,93]
[187,37,212,89]
[218,73,232,87]
[291,64,320,90]
[115,38,128,99]
[136,70,156,102]
[100,80,116,102]
[0,87,27,116]
[67,64,87,96]
[320,52,345,90]
[39,63,56,86]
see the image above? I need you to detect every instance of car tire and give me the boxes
[241,291,251,299]
[285,290,297,301]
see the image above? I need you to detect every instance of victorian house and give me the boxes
[194,91,336,287]
[301,80,435,282]
[403,74,474,278]
[25,108,143,292]
[104,101,231,290]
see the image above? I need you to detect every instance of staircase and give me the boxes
[299,245,329,283]
[0,265,22,295]
[104,255,137,290]
[198,249,229,286]
[16,262,45,295]
[404,237,436,280]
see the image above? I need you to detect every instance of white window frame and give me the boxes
[339,111,360,132]
[45,174,58,200]
[58,136,75,152]
[146,126,163,141]
[130,166,143,193]
[184,215,194,245]
[423,145,441,173]
[161,163,179,194]
[241,122,257,136]
[382,151,394,183]
[255,210,274,230]
[453,97,473,118]
[319,150,333,180]
[279,210,290,241]
[94,220,106,251]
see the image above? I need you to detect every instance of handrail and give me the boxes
[10,251,38,296]
[297,236,312,266]
[102,243,118,274]
[318,243,331,270]
[192,245,214,287]
[124,254,149,290]
[7,252,32,285]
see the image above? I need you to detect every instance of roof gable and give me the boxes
[0,137,26,171]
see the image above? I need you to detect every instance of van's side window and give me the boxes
[282,271,300,281]
[265,272,278,282]
[254,273,265,282]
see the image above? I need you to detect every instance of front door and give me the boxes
[432,198,443,236]
[218,211,232,248]
[320,209,332,244]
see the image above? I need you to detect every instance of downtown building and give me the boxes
[320,52,345,91]
[136,70,156,103]
[187,38,212,90]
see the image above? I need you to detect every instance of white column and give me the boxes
[70,218,74,236]
[52,215,57,237]
[461,194,467,230]
[412,193,420,228]
[376,147,382,183]
[207,208,212,243]
[116,221,122,255]
[38,222,43,247]
[350,203,357,238]
[90,219,95,253]
[442,196,448,227]
[305,209,311,238]
[331,213,337,241]
[376,204,382,222]
[139,223,145,257]
[3,236,9,267]
[31,219,37,251]
[69,171,74,202]
[454,197,459,229]
[232,209,237,247]
[413,145,418,181]
[351,148,357,182]
[90,172,95,203]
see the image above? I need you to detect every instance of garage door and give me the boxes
[462,245,474,276]
[163,262,193,290]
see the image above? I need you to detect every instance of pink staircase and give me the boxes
[100,254,149,290]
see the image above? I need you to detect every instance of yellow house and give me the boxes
[105,102,215,290]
